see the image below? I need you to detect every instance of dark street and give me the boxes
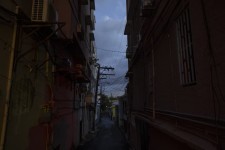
[77,117,129,150]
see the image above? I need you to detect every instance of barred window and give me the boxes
[176,8,196,86]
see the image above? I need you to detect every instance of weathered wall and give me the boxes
[152,0,225,119]
[4,34,53,149]
[126,0,225,149]
[0,1,16,149]
[53,0,73,39]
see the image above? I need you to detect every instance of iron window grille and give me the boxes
[176,8,196,86]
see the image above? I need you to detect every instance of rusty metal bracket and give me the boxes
[15,22,65,64]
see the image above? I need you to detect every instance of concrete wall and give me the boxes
[51,1,97,148]
[5,37,54,150]
[126,0,225,149]
[152,0,225,120]
[1,1,54,149]
[1,0,96,149]
[129,0,225,123]
[53,0,74,39]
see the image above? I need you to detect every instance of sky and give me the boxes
[95,0,128,97]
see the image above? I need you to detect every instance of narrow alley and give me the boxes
[78,117,129,150]
[1,0,225,150]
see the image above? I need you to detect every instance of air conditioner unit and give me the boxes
[31,0,57,22]
[31,0,49,22]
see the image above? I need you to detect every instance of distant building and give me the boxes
[111,99,119,123]
[125,0,225,150]
[0,0,96,149]
[95,95,101,123]
[118,95,128,129]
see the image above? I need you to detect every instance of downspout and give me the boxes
[0,6,19,150]
[151,38,156,119]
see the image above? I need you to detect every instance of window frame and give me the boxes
[176,7,196,86]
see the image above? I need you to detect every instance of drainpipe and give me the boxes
[0,6,19,150]
[151,38,156,119]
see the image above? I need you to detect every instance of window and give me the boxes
[176,8,196,86]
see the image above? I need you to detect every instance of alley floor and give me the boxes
[77,117,129,150]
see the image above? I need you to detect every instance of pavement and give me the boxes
[77,117,129,150]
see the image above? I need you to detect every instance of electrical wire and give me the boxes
[104,75,127,93]
[114,16,127,67]
[95,47,125,53]
[107,83,127,92]
[101,79,127,96]
[104,82,127,94]
[103,75,125,86]
[94,2,127,96]
[95,5,127,78]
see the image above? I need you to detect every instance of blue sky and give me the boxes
[95,0,127,96]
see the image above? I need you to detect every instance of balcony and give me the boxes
[85,13,95,30]
[90,0,95,10]
[76,23,84,40]
[89,32,95,41]
[90,41,96,54]
[90,15,95,30]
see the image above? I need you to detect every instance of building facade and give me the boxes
[0,0,96,149]
[125,0,225,149]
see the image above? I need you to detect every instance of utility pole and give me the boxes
[92,64,114,131]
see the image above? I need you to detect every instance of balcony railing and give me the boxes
[76,23,84,40]
[90,0,95,10]
[85,12,95,30]
[89,32,95,41]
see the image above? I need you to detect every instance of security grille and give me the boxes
[176,8,196,86]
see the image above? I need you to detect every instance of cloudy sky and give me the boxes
[95,0,127,96]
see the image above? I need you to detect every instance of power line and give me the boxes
[95,47,126,53]
[104,77,127,91]
[116,15,126,67]
[103,74,125,85]
[115,17,127,67]
[115,36,126,67]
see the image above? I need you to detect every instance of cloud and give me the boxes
[103,15,111,21]
[95,0,127,96]
[95,15,126,64]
